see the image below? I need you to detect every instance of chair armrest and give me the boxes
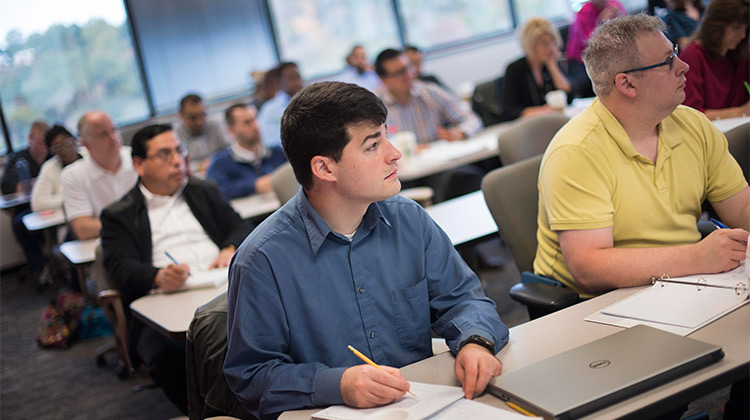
[510,282,581,312]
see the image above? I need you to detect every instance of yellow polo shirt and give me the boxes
[534,99,747,297]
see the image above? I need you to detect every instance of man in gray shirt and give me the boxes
[175,93,229,173]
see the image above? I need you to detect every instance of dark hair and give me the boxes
[281,81,387,190]
[273,62,298,79]
[374,48,402,77]
[225,103,249,126]
[131,124,173,159]
[179,93,202,111]
[672,0,704,12]
[694,0,749,62]
[44,125,73,148]
[403,45,420,53]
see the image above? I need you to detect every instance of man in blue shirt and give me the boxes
[257,62,304,148]
[206,104,287,199]
[224,81,509,418]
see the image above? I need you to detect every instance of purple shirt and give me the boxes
[566,0,627,62]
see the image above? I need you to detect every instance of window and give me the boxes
[129,0,278,113]
[513,0,572,25]
[269,0,401,79]
[398,0,513,49]
[0,0,149,153]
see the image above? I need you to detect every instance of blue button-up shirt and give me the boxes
[257,91,291,148]
[224,189,509,417]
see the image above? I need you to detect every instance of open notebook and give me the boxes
[312,382,533,420]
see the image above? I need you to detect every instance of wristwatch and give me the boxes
[459,334,495,354]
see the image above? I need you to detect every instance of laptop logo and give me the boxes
[589,360,611,369]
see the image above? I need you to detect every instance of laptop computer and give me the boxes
[488,325,724,420]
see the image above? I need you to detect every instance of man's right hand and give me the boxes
[340,365,411,408]
[154,264,189,292]
[694,228,749,273]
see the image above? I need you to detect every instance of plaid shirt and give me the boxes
[377,80,483,144]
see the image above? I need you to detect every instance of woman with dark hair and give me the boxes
[681,0,749,120]
[662,0,704,49]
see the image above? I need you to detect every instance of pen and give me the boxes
[744,81,750,95]
[164,251,192,276]
[347,345,416,396]
[710,218,728,230]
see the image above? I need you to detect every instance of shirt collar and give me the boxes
[139,179,187,210]
[294,189,392,255]
[590,99,681,161]
[86,148,132,180]
[230,142,267,164]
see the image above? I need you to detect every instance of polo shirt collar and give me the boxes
[591,99,682,162]
[295,189,392,255]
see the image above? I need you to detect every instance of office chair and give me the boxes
[725,122,749,183]
[270,162,300,205]
[496,113,569,166]
[187,292,256,420]
[472,76,505,126]
[481,155,581,319]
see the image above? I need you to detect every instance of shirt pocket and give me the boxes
[389,278,432,351]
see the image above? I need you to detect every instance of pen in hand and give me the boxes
[710,218,728,230]
[164,251,192,276]
[347,345,416,396]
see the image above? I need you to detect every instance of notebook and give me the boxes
[488,325,724,420]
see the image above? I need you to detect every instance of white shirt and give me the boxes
[61,147,138,221]
[139,183,220,271]
[31,156,64,212]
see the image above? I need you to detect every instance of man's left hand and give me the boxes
[209,246,236,269]
[454,343,503,399]
[436,127,465,142]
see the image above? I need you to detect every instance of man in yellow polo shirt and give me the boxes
[534,15,749,298]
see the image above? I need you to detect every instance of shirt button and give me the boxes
[359,287,365,294]
[370,331,376,338]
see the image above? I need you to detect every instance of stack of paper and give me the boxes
[181,267,229,290]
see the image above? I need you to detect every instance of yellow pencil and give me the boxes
[506,401,537,417]
[347,345,416,396]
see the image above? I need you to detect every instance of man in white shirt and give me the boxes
[100,124,253,414]
[61,110,138,240]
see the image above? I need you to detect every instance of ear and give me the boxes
[310,155,337,183]
[613,73,637,99]
[133,157,146,177]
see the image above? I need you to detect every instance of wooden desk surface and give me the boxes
[425,191,496,247]
[129,283,228,340]
[280,287,749,419]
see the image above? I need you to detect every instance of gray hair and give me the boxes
[582,15,666,97]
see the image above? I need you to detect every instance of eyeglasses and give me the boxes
[621,44,679,74]
[145,145,188,163]
[386,63,413,78]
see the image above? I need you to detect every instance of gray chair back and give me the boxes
[725,122,749,183]
[497,113,569,166]
[270,162,300,205]
[481,155,543,275]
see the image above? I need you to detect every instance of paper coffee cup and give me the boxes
[545,90,567,111]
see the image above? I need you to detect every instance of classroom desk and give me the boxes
[712,115,750,133]
[130,283,228,341]
[425,190,496,247]
[230,191,282,220]
[59,238,98,297]
[22,208,66,231]
[397,122,510,182]
[280,286,749,420]
[0,192,30,211]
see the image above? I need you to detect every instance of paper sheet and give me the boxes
[182,267,228,290]
[312,382,463,420]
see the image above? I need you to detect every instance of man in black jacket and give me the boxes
[101,124,253,414]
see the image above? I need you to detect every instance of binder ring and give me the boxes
[735,282,748,296]
[696,277,706,292]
